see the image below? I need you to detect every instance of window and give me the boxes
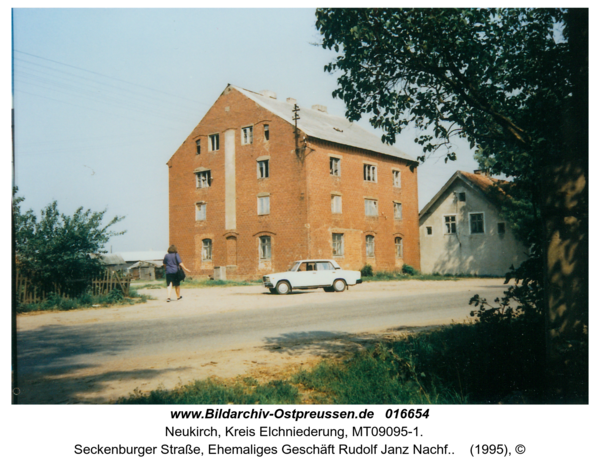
[195,203,206,221]
[331,195,342,214]
[393,170,401,188]
[426,226,433,236]
[196,170,211,188]
[257,160,269,179]
[257,195,270,215]
[195,139,201,155]
[365,199,378,217]
[366,235,375,257]
[498,222,506,234]
[332,233,344,256]
[394,202,403,220]
[259,236,271,260]
[330,157,341,176]
[458,192,466,202]
[242,126,253,145]
[395,237,403,258]
[264,124,269,141]
[202,239,212,261]
[470,213,484,234]
[364,164,377,182]
[444,215,457,234]
[209,134,219,151]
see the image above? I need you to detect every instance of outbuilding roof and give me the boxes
[232,86,416,163]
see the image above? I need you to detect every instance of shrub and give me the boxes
[360,264,374,277]
[402,264,418,276]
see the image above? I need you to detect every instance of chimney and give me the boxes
[286,97,297,105]
[260,90,277,99]
[312,104,328,113]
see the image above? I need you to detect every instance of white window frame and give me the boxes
[195,139,201,155]
[257,195,270,215]
[444,215,457,234]
[195,202,206,221]
[196,170,211,188]
[394,202,403,220]
[365,199,378,217]
[331,195,342,214]
[392,169,401,188]
[364,164,377,182]
[202,238,212,261]
[257,160,269,179]
[259,236,271,260]
[241,126,253,145]
[469,212,485,234]
[330,157,341,176]
[395,237,403,258]
[209,134,219,151]
[366,235,375,258]
[332,233,344,257]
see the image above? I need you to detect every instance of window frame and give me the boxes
[395,237,403,258]
[330,157,341,176]
[241,126,254,145]
[259,235,272,260]
[331,194,342,214]
[257,160,269,179]
[195,202,207,221]
[209,134,220,151]
[257,194,270,215]
[458,192,466,202]
[364,199,378,217]
[444,215,457,235]
[195,139,201,155]
[366,235,375,258]
[425,226,433,236]
[363,164,377,182]
[202,238,212,261]
[392,169,401,188]
[332,233,344,257]
[264,124,269,141]
[469,212,485,234]
[393,202,403,220]
[196,170,212,188]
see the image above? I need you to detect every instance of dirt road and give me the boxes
[16,278,506,404]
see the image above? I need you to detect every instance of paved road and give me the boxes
[16,279,507,403]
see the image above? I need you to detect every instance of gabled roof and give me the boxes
[232,86,416,163]
[419,171,509,219]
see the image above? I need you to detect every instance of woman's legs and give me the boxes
[175,286,181,299]
[167,282,173,300]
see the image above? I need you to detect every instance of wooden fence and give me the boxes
[15,269,131,304]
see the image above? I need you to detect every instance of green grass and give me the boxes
[133,278,261,290]
[17,289,154,313]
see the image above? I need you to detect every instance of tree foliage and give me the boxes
[13,188,125,293]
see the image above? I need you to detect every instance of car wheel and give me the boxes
[276,281,291,295]
[333,279,346,292]
[324,286,334,293]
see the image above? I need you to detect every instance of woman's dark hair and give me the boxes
[168,245,178,254]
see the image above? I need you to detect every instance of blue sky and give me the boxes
[12,8,480,253]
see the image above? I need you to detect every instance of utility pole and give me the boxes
[292,104,300,158]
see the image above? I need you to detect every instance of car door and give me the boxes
[315,261,336,286]
[294,262,318,287]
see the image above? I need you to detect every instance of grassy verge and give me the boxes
[16,288,154,313]
[133,278,261,290]
[119,317,573,405]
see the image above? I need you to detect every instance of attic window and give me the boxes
[209,134,219,151]
[242,126,253,145]
[264,124,269,141]
[195,139,201,155]
[333,127,343,132]
[458,192,466,202]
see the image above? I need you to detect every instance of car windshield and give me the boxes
[288,262,301,272]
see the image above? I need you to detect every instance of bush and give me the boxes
[402,264,418,276]
[360,264,374,277]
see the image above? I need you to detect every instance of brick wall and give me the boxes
[168,86,420,279]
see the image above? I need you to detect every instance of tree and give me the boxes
[13,188,125,295]
[316,8,587,401]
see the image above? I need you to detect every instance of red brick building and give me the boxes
[167,85,420,279]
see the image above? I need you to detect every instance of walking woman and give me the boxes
[163,245,191,302]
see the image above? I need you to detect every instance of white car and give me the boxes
[262,259,362,295]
